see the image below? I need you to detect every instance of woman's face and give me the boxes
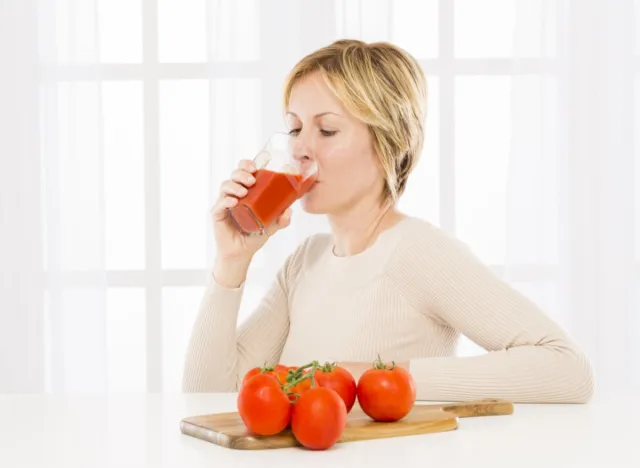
[286,72,385,215]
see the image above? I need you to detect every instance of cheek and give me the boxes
[317,142,380,190]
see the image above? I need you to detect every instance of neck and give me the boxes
[328,195,400,257]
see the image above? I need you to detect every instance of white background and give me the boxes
[0,0,638,394]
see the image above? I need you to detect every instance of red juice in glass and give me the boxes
[228,133,317,235]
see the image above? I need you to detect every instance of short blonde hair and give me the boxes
[283,39,428,201]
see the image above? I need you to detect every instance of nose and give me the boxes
[289,134,318,178]
[290,134,313,163]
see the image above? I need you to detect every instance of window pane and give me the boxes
[162,287,205,392]
[52,0,99,63]
[209,0,260,61]
[635,0,640,56]
[336,0,390,42]
[636,76,640,261]
[505,76,559,265]
[44,291,51,393]
[98,0,142,62]
[160,80,209,269]
[636,279,640,387]
[107,288,146,392]
[103,82,145,270]
[55,287,107,392]
[57,83,103,271]
[209,79,263,268]
[336,0,437,58]
[455,76,510,265]
[158,0,206,62]
[455,0,556,58]
[399,77,439,225]
[391,0,438,59]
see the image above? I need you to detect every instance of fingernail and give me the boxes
[247,176,255,184]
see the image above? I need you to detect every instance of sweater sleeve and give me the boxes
[181,239,308,393]
[386,225,595,404]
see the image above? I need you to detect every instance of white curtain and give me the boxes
[0,0,638,394]
[0,0,44,393]
[508,0,638,392]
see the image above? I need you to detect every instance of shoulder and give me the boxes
[384,216,484,290]
[387,217,477,265]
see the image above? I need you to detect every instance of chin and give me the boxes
[300,186,331,214]
[300,194,325,214]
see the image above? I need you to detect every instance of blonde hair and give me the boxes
[283,39,428,201]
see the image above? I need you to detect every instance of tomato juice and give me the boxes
[229,168,316,234]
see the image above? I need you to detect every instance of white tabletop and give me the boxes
[0,392,637,468]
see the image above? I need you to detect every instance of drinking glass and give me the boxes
[227,132,317,235]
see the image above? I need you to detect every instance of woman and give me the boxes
[182,39,594,403]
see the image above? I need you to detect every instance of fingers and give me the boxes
[220,180,248,198]
[210,196,238,222]
[218,160,257,198]
[265,208,293,236]
[277,208,293,228]
[230,169,256,187]
[237,159,257,173]
[211,160,257,224]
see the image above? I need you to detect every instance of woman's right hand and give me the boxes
[210,159,293,265]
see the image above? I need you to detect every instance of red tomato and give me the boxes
[237,373,291,435]
[242,364,288,387]
[291,387,347,450]
[315,363,357,412]
[356,362,416,422]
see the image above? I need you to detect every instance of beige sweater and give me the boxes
[182,217,595,403]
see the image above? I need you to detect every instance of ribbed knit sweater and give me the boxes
[182,217,594,403]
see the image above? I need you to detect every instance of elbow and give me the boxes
[567,357,595,403]
[535,336,595,403]
[554,349,596,404]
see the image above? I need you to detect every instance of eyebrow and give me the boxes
[286,111,341,118]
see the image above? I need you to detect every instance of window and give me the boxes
[40,0,640,391]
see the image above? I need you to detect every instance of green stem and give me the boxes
[319,361,337,373]
[281,360,319,393]
[373,354,389,370]
[309,361,318,388]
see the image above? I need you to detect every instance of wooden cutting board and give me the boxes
[180,399,514,450]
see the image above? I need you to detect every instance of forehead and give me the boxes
[287,72,345,118]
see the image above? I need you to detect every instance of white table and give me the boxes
[0,392,637,467]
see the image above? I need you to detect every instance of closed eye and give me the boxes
[288,128,337,137]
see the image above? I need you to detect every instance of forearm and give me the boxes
[182,256,293,393]
[181,276,245,393]
[409,343,595,403]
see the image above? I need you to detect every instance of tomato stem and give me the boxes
[320,361,337,373]
[281,360,319,393]
[373,354,395,370]
[280,359,323,396]
[309,361,318,388]
[295,362,315,373]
